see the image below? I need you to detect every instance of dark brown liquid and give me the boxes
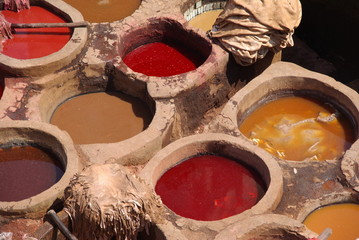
[50,92,153,145]
[0,145,64,202]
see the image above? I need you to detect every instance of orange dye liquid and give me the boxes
[62,0,141,23]
[239,96,354,161]
[303,203,359,240]
[50,92,152,145]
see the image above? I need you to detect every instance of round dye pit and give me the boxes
[239,94,355,161]
[0,6,72,59]
[50,91,153,145]
[0,143,64,202]
[141,133,283,231]
[123,41,206,77]
[62,0,141,23]
[155,154,266,221]
[217,62,359,163]
[0,121,79,217]
[303,203,359,240]
[118,18,212,79]
[187,9,223,31]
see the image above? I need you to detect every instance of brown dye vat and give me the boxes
[50,92,152,145]
[239,95,355,161]
[303,203,359,240]
[0,144,64,202]
[188,9,223,32]
[62,0,141,23]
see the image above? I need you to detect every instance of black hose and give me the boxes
[46,210,78,240]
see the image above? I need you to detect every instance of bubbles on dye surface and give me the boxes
[239,96,355,161]
[0,144,64,202]
[155,155,266,221]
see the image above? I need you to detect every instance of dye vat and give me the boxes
[0,6,71,59]
[303,203,359,240]
[0,144,64,202]
[188,9,223,32]
[155,154,266,221]
[62,0,141,23]
[239,95,355,161]
[50,91,152,145]
[123,41,206,77]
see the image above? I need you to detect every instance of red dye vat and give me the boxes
[1,6,71,59]
[0,145,64,202]
[155,155,266,221]
[123,42,204,77]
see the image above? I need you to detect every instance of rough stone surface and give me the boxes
[0,0,358,239]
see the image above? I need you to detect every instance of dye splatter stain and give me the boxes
[155,155,266,221]
[0,6,71,59]
[123,42,205,77]
[239,96,354,161]
[0,145,64,202]
[50,92,152,145]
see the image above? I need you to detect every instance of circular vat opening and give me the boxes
[0,4,72,60]
[303,202,359,240]
[62,0,141,23]
[120,18,212,77]
[155,153,266,221]
[0,142,64,202]
[183,0,227,32]
[238,90,356,161]
[215,214,315,240]
[50,91,153,145]
[141,134,282,225]
[0,121,78,216]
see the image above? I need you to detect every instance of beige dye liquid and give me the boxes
[50,92,152,145]
[239,96,354,161]
[188,9,223,32]
[62,0,141,23]
[303,203,359,240]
